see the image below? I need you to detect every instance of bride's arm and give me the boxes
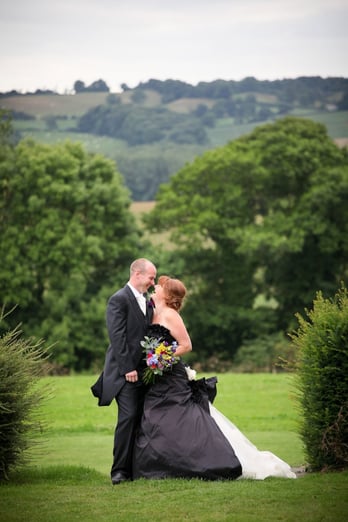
[164,308,192,356]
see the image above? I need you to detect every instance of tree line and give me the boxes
[74,77,348,147]
[77,96,208,146]
[3,76,348,201]
[124,76,348,105]
[3,76,347,102]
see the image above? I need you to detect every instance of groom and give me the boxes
[91,258,157,484]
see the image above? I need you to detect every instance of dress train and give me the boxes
[209,404,297,479]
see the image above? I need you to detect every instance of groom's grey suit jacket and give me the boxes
[91,284,153,406]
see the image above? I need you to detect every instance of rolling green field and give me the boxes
[0,92,111,117]
[4,92,348,169]
[1,373,347,521]
[4,92,347,204]
[11,110,348,151]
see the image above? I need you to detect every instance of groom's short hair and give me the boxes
[130,258,151,275]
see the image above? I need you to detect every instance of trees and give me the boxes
[73,80,85,93]
[137,79,195,102]
[144,117,348,363]
[86,79,109,93]
[237,117,348,331]
[136,76,348,108]
[73,79,110,93]
[338,92,348,110]
[77,103,208,146]
[0,130,142,370]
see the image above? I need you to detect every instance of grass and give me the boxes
[130,200,174,248]
[1,373,348,521]
[206,118,260,147]
[291,109,348,139]
[9,102,348,208]
[206,111,348,147]
[9,92,348,172]
[0,92,111,117]
[2,467,347,522]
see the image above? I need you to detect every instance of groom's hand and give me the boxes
[125,370,138,382]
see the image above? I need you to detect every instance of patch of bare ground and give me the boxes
[335,137,348,147]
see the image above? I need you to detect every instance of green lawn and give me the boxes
[1,373,347,522]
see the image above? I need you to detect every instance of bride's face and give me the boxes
[153,284,164,304]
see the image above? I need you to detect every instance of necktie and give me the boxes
[137,294,146,315]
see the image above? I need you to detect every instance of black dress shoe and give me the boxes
[111,471,130,485]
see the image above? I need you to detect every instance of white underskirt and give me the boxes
[209,404,297,480]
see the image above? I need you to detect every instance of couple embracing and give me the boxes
[91,258,296,484]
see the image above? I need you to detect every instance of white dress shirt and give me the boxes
[128,283,146,315]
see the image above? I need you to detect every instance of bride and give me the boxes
[132,275,296,481]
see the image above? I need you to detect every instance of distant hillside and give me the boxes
[0,92,111,117]
[2,77,348,201]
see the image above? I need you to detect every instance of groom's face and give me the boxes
[137,265,156,293]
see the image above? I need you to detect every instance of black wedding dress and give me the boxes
[132,324,242,481]
[133,324,297,481]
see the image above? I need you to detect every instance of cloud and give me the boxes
[0,0,347,92]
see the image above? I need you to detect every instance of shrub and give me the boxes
[290,285,348,471]
[0,315,49,480]
[233,332,295,373]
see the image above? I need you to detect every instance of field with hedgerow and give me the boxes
[1,373,347,522]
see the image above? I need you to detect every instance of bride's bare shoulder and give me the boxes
[153,307,182,328]
[163,308,185,330]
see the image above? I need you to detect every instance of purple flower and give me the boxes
[147,297,155,308]
[141,335,180,385]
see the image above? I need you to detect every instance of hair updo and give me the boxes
[158,275,187,312]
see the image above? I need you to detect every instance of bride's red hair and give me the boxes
[158,275,187,311]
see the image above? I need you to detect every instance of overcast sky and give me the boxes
[1,0,347,93]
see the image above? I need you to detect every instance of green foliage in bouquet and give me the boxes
[290,284,348,471]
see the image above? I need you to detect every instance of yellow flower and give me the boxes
[155,342,167,355]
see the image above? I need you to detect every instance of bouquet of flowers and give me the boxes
[141,335,180,384]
